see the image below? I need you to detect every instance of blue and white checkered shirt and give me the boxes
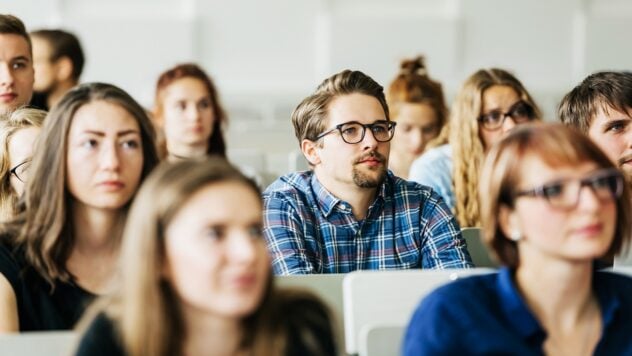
[263,170,473,274]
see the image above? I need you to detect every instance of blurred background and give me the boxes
[5,0,632,179]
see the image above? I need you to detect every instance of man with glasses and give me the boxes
[263,70,472,275]
[0,14,34,116]
[559,71,632,181]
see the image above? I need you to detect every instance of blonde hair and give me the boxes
[0,108,46,221]
[450,68,541,227]
[480,123,631,267]
[77,159,335,356]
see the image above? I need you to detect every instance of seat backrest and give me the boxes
[0,331,77,356]
[359,324,404,356]
[275,274,346,355]
[614,244,632,267]
[461,227,500,268]
[342,268,494,355]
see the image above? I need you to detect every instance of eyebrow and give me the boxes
[11,56,31,63]
[81,129,140,137]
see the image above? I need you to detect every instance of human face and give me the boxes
[587,105,632,177]
[31,36,56,93]
[164,181,269,319]
[504,157,617,264]
[391,103,439,158]
[161,77,214,153]
[0,34,34,115]
[8,126,40,196]
[313,93,390,190]
[66,100,144,211]
[479,85,525,150]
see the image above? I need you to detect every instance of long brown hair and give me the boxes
[1,83,159,288]
[154,63,227,158]
[77,159,334,356]
[450,68,541,227]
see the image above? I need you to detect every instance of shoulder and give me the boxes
[75,312,125,356]
[263,171,312,200]
[411,145,452,171]
[595,271,632,298]
[0,239,24,287]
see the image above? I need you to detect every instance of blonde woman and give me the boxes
[75,159,336,356]
[0,83,159,332]
[387,56,448,179]
[409,68,541,227]
[404,124,632,355]
[0,108,46,220]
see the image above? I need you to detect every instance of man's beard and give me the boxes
[352,151,388,188]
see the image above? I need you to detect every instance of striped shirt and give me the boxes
[263,170,473,275]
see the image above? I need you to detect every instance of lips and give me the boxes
[356,152,385,165]
[573,223,604,236]
[98,180,125,191]
[0,93,17,103]
[231,273,258,289]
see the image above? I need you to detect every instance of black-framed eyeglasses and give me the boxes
[314,120,397,144]
[514,168,623,209]
[9,159,30,183]
[478,101,535,130]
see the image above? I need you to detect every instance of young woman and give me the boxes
[0,83,159,332]
[0,107,46,220]
[387,55,448,179]
[409,68,541,227]
[404,123,632,355]
[75,159,336,356]
[153,63,227,160]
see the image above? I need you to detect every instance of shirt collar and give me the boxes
[497,267,545,343]
[310,170,393,218]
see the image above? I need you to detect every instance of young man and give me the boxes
[263,70,472,275]
[30,29,84,110]
[0,14,34,116]
[559,71,632,178]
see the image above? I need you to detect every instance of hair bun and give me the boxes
[400,56,427,76]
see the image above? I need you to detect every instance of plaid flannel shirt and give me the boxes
[263,170,473,275]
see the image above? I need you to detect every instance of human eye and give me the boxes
[199,98,212,110]
[481,111,502,125]
[121,139,140,149]
[510,102,532,120]
[371,123,388,134]
[341,125,359,136]
[204,226,224,240]
[541,182,564,199]
[11,60,28,70]
[248,224,263,239]
[80,138,98,149]
[604,120,629,134]
[422,124,437,135]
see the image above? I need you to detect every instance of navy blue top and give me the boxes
[403,267,632,355]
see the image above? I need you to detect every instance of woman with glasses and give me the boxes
[0,83,159,332]
[0,108,46,221]
[403,123,632,355]
[387,55,448,179]
[409,68,541,227]
[153,63,227,161]
[74,159,336,356]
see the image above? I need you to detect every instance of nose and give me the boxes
[186,105,201,122]
[0,64,14,87]
[228,232,259,264]
[501,115,517,133]
[361,127,379,150]
[576,185,602,211]
[100,142,121,171]
[410,129,424,154]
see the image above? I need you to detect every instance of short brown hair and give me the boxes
[0,14,31,53]
[558,71,632,133]
[30,29,84,81]
[291,69,389,145]
[480,123,631,267]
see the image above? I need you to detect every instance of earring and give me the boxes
[509,229,522,242]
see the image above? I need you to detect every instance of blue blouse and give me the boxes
[403,267,632,355]
[408,144,454,211]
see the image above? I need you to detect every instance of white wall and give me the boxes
[4,0,632,177]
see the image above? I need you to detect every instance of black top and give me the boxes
[29,92,49,111]
[75,290,337,356]
[0,240,96,331]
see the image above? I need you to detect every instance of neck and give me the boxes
[47,81,76,109]
[516,255,595,330]
[314,169,378,220]
[71,202,121,254]
[182,304,244,356]
[166,142,208,161]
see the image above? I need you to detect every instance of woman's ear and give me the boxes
[499,205,522,242]
[301,139,321,166]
